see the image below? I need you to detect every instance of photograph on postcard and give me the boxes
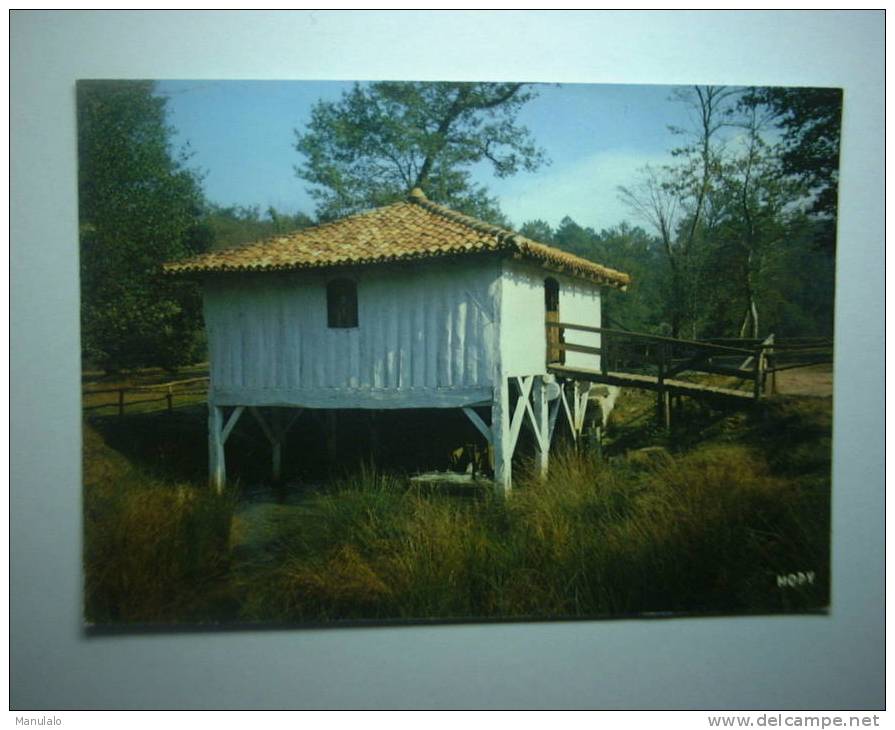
[79,79,839,626]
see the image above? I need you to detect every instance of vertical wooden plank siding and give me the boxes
[203,259,501,406]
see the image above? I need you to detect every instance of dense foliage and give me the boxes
[613,85,837,340]
[203,204,314,251]
[746,87,843,254]
[78,80,209,372]
[294,81,546,223]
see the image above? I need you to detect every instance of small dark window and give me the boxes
[545,278,564,365]
[327,279,358,328]
[544,277,560,313]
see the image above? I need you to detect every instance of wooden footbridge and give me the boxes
[546,321,832,427]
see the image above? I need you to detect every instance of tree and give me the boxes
[745,87,842,254]
[294,82,546,223]
[589,223,665,333]
[78,80,208,372]
[204,204,314,251]
[710,97,799,339]
[518,219,555,244]
[620,86,739,338]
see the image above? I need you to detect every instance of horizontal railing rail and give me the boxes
[82,376,209,416]
[546,321,769,399]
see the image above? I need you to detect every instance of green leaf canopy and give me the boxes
[294,81,546,225]
[78,80,209,372]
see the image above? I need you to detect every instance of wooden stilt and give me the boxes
[656,344,671,430]
[250,406,302,483]
[462,406,493,445]
[592,424,603,458]
[574,382,592,436]
[491,378,512,494]
[208,403,226,493]
[532,375,549,478]
[547,393,561,445]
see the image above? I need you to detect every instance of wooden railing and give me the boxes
[82,376,209,416]
[545,322,833,399]
[546,322,773,398]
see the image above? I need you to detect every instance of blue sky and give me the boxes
[157,80,696,232]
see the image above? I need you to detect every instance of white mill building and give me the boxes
[164,188,630,493]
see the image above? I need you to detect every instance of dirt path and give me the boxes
[771,364,833,397]
[230,486,315,561]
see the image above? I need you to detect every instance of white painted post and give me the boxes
[208,403,226,493]
[491,377,512,494]
[532,375,549,479]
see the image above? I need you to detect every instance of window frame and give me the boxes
[326,278,359,329]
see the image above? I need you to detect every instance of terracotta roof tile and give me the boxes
[164,189,630,288]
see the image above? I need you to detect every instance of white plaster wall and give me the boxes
[498,259,548,377]
[498,259,602,376]
[203,257,501,409]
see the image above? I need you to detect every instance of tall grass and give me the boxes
[83,425,236,623]
[83,394,830,625]
[236,438,828,623]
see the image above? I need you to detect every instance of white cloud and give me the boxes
[494,149,671,232]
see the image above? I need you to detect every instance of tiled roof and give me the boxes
[164,189,630,288]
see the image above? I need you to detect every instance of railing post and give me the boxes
[166,385,173,412]
[118,388,125,417]
[600,329,609,375]
[753,346,764,400]
[767,334,777,395]
[656,343,670,430]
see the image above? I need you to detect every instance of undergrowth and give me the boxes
[82,392,831,626]
[83,425,236,623]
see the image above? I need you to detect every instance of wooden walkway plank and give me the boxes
[547,365,754,402]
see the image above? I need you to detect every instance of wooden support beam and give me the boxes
[222,405,245,444]
[208,404,226,493]
[574,382,592,434]
[559,382,576,441]
[508,376,534,454]
[249,406,275,442]
[491,378,512,495]
[532,376,549,479]
[547,393,561,445]
[249,406,301,483]
[462,407,493,445]
[279,409,304,441]
[517,377,548,457]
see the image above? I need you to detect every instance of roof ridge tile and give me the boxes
[164,194,630,288]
